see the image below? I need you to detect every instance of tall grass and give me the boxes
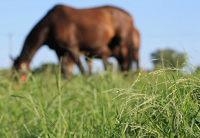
[0,66,200,137]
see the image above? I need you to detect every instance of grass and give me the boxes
[0,66,200,137]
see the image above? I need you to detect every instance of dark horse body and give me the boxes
[85,27,140,73]
[13,5,134,77]
[61,27,140,75]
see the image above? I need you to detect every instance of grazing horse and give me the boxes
[60,27,140,75]
[13,5,133,78]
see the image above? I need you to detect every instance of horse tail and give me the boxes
[128,35,134,70]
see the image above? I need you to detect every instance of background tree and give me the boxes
[151,48,186,69]
[195,66,200,73]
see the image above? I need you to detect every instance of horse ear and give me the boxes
[9,55,15,61]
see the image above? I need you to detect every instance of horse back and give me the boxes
[48,5,116,48]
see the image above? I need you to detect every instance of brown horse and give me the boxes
[60,27,140,75]
[13,5,133,78]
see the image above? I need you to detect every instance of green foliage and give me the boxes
[151,48,186,69]
[195,66,200,73]
[32,63,57,74]
[0,67,200,137]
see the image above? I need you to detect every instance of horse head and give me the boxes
[12,56,29,81]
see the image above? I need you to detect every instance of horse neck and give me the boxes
[18,39,40,65]
[18,14,50,67]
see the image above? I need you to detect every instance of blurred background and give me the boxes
[0,0,200,73]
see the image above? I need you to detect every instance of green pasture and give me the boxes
[0,66,200,137]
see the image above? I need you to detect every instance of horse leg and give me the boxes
[56,49,74,78]
[85,57,92,74]
[119,46,129,71]
[102,55,109,71]
[133,49,140,72]
[68,47,85,74]
[101,45,112,71]
[63,55,74,78]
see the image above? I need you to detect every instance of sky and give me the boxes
[0,0,200,72]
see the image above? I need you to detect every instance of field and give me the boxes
[1,66,200,137]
